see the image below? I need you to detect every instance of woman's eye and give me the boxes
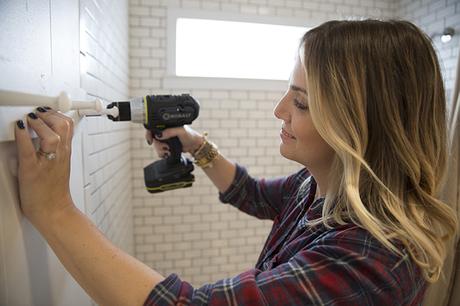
[293,98,309,111]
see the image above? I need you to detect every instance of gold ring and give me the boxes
[37,148,57,160]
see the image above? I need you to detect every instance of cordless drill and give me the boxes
[106,94,200,193]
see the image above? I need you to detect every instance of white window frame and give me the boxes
[164,9,319,91]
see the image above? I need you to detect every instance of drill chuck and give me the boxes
[106,96,145,123]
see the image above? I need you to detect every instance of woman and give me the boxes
[15,20,457,305]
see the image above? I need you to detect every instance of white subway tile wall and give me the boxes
[396,0,460,113]
[128,0,399,287]
[79,2,134,304]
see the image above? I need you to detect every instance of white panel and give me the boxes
[0,1,91,305]
[0,0,52,94]
[0,0,80,96]
[0,127,90,305]
[50,0,81,93]
[0,0,82,142]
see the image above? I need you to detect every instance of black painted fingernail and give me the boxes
[147,139,152,145]
[28,112,38,119]
[44,106,52,110]
[37,107,47,112]
[17,120,25,129]
[155,132,162,138]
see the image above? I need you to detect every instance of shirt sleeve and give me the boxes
[217,163,308,220]
[143,230,426,306]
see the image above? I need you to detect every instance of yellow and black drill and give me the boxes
[106,94,200,193]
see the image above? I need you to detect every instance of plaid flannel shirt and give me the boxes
[144,164,427,305]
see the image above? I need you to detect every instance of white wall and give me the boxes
[396,0,460,112]
[0,1,132,305]
[79,0,134,255]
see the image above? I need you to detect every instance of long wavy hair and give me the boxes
[300,19,457,282]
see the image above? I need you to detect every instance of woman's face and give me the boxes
[273,56,335,170]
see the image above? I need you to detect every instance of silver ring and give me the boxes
[37,148,57,160]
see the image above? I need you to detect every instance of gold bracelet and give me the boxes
[194,141,219,168]
[192,132,208,157]
[195,146,220,168]
[192,132,220,168]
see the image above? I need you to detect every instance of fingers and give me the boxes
[152,139,170,158]
[35,107,74,148]
[145,130,153,145]
[15,106,74,167]
[26,112,61,154]
[146,130,170,158]
[14,119,37,165]
[150,126,202,154]
[154,126,184,141]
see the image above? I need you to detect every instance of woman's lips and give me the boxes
[281,128,296,140]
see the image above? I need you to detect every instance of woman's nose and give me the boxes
[273,97,288,120]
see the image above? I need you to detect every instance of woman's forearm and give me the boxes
[201,152,237,193]
[31,203,163,306]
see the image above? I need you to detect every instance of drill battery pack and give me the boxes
[143,156,195,193]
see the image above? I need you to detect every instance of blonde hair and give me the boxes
[300,19,457,282]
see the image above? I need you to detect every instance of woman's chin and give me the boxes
[279,145,293,160]
[279,145,308,166]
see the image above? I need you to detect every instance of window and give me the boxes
[176,18,309,80]
[165,9,313,90]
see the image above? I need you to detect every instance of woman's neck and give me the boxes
[309,166,330,201]
[314,188,325,201]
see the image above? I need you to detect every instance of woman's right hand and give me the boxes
[145,125,204,158]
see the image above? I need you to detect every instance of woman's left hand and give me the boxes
[14,107,75,223]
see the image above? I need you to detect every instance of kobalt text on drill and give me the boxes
[106,94,200,193]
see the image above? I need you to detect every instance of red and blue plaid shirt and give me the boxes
[144,164,427,305]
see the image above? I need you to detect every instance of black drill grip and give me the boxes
[160,136,183,165]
